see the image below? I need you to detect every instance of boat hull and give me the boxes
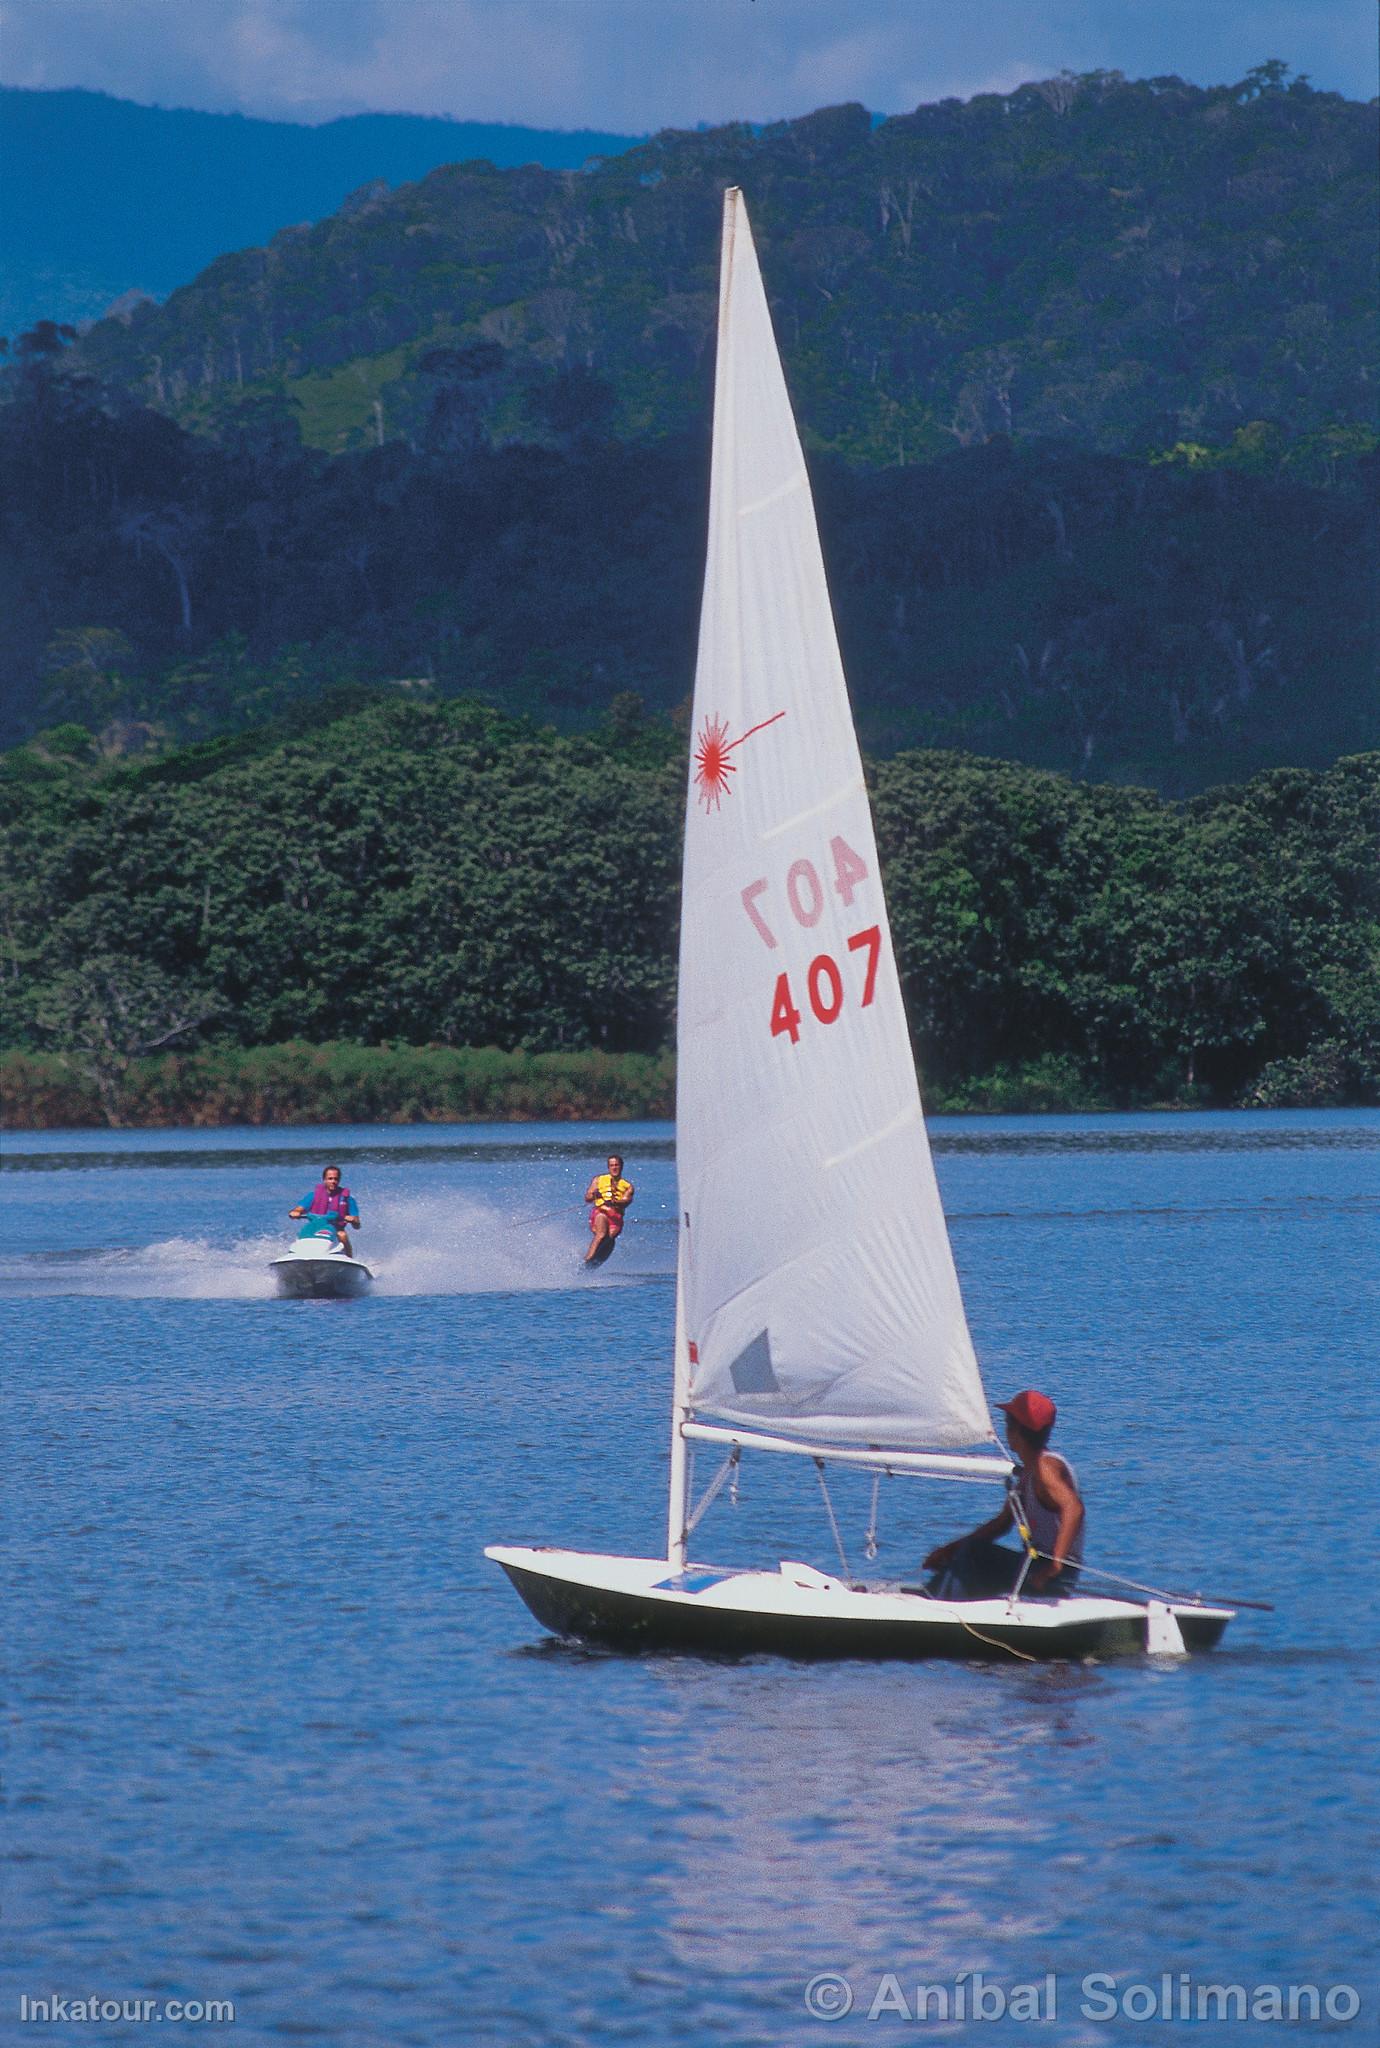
[270,1253,374,1299]
[485,1547,1232,1662]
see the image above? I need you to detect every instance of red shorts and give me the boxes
[590,1206,624,1237]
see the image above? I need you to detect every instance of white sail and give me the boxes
[675,190,993,1452]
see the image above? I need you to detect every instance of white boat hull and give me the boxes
[484,1546,1233,1662]
[270,1244,374,1298]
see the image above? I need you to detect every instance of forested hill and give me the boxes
[71,66,1375,463]
[2,65,1375,788]
[0,87,643,341]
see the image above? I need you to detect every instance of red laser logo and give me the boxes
[693,711,786,810]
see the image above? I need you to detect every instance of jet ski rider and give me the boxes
[289,1164,361,1256]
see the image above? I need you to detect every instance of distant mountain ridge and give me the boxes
[67,68,1376,465]
[0,86,644,339]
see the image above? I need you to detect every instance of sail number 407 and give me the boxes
[738,836,880,1046]
[770,927,880,1044]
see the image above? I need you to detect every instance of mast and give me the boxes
[667,186,738,1573]
[666,1245,691,1570]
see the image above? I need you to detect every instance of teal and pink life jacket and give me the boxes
[304,1182,352,1217]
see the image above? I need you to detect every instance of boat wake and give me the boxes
[2,1196,674,1300]
[367,1195,670,1295]
[0,1233,282,1301]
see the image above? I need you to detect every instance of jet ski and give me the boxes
[270,1225,374,1299]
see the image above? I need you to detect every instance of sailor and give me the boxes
[583,1154,634,1264]
[923,1389,1085,1598]
[289,1164,361,1256]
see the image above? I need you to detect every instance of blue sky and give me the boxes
[1,0,1373,128]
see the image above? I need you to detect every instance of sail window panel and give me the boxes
[727,1328,779,1395]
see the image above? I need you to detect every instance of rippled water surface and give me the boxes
[5,1113,1377,2045]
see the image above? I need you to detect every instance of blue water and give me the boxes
[4,1113,1377,2045]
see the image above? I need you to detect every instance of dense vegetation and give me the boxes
[1,65,1374,789]
[3,700,1375,1125]
[2,330,1373,786]
[71,67,1375,464]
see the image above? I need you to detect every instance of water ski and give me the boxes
[584,1236,617,1270]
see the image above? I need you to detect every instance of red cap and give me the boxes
[999,1389,1056,1434]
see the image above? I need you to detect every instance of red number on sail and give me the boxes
[847,925,881,1006]
[741,877,777,949]
[830,836,869,906]
[807,955,844,1024]
[786,859,824,928]
[770,972,802,1045]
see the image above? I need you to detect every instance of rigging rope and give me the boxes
[959,1619,1037,1662]
[1002,1520,1273,1612]
[1005,1473,1039,1600]
[814,1459,851,1580]
[686,1448,740,1537]
[1026,1550,1272,1612]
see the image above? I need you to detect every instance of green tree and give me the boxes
[24,955,220,1125]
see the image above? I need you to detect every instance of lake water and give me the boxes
[4,1112,1376,2046]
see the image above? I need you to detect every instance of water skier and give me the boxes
[583,1154,634,1266]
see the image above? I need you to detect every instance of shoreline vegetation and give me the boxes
[0,1041,1362,1132]
[3,707,1377,1129]
[0,1044,677,1131]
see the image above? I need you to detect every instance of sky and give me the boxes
[1,0,1374,130]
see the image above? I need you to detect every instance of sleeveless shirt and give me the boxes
[1015,1454,1084,1566]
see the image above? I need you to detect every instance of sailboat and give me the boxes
[486,190,1233,1660]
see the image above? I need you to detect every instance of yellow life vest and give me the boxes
[594,1174,632,1210]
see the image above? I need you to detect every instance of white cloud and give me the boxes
[0,0,1371,130]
